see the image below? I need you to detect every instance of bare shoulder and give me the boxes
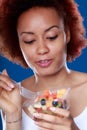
[70,70,87,96]
[70,71,87,117]
[70,70,87,86]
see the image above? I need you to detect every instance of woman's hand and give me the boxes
[0,70,22,122]
[33,107,72,130]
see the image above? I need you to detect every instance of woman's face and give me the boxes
[17,7,70,76]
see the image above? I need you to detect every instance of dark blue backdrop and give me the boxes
[0,0,87,130]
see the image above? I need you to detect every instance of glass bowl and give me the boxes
[22,88,70,119]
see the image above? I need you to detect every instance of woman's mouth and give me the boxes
[36,59,53,68]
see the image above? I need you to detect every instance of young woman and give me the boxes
[0,0,87,130]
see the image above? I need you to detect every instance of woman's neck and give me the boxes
[34,66,71,91]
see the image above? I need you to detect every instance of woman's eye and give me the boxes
[47,35,58,40]
[23,40,35,44]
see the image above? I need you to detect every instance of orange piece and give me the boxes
[51,93,57,99]
[43,90,50,98]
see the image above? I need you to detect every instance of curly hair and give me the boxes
[0,0,87,67]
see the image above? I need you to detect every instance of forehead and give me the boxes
[17,7,64,32]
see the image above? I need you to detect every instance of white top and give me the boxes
[73,107,87,130]
[22,110,38,130]
[1,107,87,130]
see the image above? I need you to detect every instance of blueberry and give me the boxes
[52,100,58,107]
[40,99,46,105]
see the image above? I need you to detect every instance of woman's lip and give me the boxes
[36,59,53,68]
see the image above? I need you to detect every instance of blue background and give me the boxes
[0,0,87,129]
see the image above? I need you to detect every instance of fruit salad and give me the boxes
[27,88,70,115]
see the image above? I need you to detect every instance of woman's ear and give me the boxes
[65,27,71,44]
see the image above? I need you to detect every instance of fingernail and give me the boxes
[33,113,40,118]
[9,83,15,88]
[2,69,8,75]
[50,107,56,111]
[7,87,12,91]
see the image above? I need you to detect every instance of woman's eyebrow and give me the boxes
[20,25,59,36]
[20,32,34,36]
[45,25,59,32]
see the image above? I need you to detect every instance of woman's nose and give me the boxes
[37,42,49,55]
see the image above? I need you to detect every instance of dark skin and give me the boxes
[0,7,87,130]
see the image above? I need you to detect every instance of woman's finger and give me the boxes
[0,81,13,91]
[33,112,71,126]
[50,107,70,117]
[2,69,8,75]
[38,126,52,130]
[0,70,15,91]
[35,120,71,130]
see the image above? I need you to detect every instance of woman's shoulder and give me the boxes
[70,70,87,86]
[70,71,87,117]
[70,70,87,95]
